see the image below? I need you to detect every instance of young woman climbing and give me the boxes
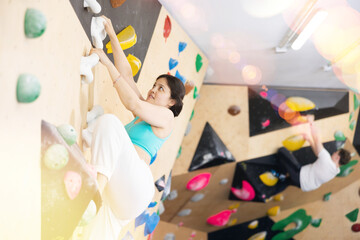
[82,15,185,240]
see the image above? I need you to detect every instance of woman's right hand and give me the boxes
[101,15,116,38]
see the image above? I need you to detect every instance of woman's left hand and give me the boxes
[90,48,111,65]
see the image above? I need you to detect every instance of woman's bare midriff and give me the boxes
[133,144,151,165]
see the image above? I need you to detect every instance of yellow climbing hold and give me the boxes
[228,218,238,226]
[106,25,137,53]
[228,203,240,210]
[282,134,305,151]
[267,206,280,216]
[127,54,142,76]
[247,231,267,240]
[285,97,315,112]
[265,197,273,203]
[274,193,284,201]
[248,220,259,229]
[259,172,278,187]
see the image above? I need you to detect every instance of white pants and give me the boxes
[82,114,155,240]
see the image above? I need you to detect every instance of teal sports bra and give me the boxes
[125,117,170,162]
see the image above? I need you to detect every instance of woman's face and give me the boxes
[146,77,175,108]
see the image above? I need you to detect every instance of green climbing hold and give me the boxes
[190,109,195,121]
[349,112,354,121]
[323,192,332,201]
[271,209,312,240]
[193,86,199,99]
[57,124,77,146]
[43,144,69,170]
[354,94,360,111]
[16,74,41,103]
[334,130,346,142]
[346,208,359,222]
[24,8,47,38]
[311,218,322,228]
[176,146,182,159]
[349,120,356,131]
[195,54,203,72]
[337,160,358,177]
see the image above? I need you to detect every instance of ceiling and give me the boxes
[158,0,360,90]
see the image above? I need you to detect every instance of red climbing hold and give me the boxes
[352,223,360,232]
[163,15,171,42]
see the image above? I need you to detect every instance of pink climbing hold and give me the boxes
[261,119,270,128]
[186,172,211,191]
[259,91,267,98]
[64,171,82,200]
[207,209,237,226]
[231,180,255,201]
[352,223,360,232]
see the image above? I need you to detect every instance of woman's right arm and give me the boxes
[102,16,145,101]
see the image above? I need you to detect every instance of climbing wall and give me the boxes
[1,0,207,239]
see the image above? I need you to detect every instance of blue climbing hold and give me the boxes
[148,201,158,208]
[135,211,149,228]
[178,41,187,54]
[175,70,186,84]
[169,58,178,71]
[144,212,160,236]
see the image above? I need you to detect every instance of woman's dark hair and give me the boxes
[339,148,351,165]
[157,74,185,117]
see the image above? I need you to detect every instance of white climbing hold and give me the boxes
[191,193,205,202]
[91,17,106,48]
[84,0,101,14]
[178,209,192,217]
[219,178,229,185]
[80,53,99,84]
[167,190,178,200]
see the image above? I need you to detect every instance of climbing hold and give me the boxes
[168,58,178,71]
[178,41,187,55]
[175,70,186,84]
[177,209,192,217]
[163,15,171,42]
[43,144,69,170]
[282,134,305,151]
[176,146,182,159]
[354,94,360,111]
[106,25,137,53]
[186,173,211,191]
[228,203,240,210]
[135,210,149,228]
[352,223,360,232]
[184,122,192,136]
[259,171,279,187]
[285,97,315,112]
[127,54,142,76]
[164,233,175,240]
[155,175,166,192]
[190,231,196,238]
[274,193,284,201]
[16,74,41,103]
[57,124,77,146]
[337,160,358,177]
[78,200,97,226]
[24,8,46,38]
[122,231,134,240]
[193,86,199,99]
[228,218,238,226]
[110,0,127,8]
[144,212,160,236]
[247,231,267,240]
[267,206,280,216]
[158,201,165,215]
[64,171,82,200]
[91,17,107,48]
[323,192,332,201]
[261,119,270,128]
[346,208,359,222]
[80,53,100,84]
[84,0,101,14]
[206,209,237,226]
[350,120,356,131]
[189,109,195,121]
[311,218,322,228]
[334,130,346,142]
[228,105,241,116]
[219,178,229,185]
[265,197,273,203]
[185,80,195,95]
[248,220,259,229]
[148,202,157,208]
[231,180,256,201]
[167,190,178,200]
[191,193,205,202]
[349,112,354,121]
[195,54,203,72]
[271,209,312,240]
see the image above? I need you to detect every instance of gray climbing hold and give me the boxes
[158,201,165,215]
[57,124,77,146]
[167,190,178,200]
[184,122,192,136]
[16,74,41,103]
[191,193,205,202]
[178,209,192,217]
[219,178,229,185]
[164,233,175,240]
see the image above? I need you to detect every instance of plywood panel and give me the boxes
[152,221,207,240]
